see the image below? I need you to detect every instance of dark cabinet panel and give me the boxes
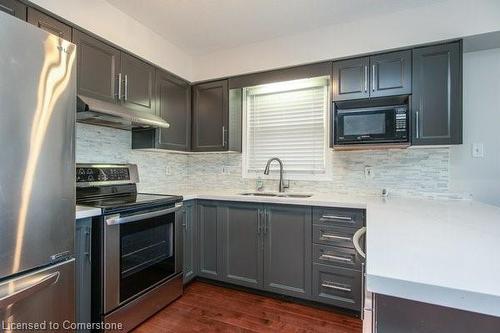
[312,264,361,310]
[197,202,222,279]
[370,50,411,98]
[27,7,72,41]
[263,205,312,299]
[183,201,197,284]
[72,30,121,104]
[121,53,156,113]
[332,57,370,101]
[75,218,92,329]
[412,42,462,145]
[192,80,228,151]
[220,203,263,289]
[0,0,26,20]
[156,70,191,150]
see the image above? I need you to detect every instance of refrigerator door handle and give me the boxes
[0,272,60,309]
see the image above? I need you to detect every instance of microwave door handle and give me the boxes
[106,203,183,225]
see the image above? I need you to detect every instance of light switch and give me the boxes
[364,166,374,179]
[472,143,484,158]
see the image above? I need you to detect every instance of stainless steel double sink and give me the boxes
[239,192,313,198]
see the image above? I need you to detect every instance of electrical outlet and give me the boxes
[472,143,484,158]
[165,166,171,175]
[364,166,374,179]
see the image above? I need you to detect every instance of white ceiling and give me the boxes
[105,0,438,56]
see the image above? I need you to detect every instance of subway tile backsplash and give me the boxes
[77,123,460,199]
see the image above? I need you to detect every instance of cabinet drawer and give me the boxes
[313,207,364,229]
[313,225,356,248]
[313,244,361,269]
[313,264,362,311]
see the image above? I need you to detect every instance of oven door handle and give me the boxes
[105,203,183,225]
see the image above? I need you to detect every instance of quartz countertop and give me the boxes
[179,191,500,317]
[76,205,101,219]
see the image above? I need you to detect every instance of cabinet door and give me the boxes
[197,202,222,279]
[75,218,92,330]
[370,50,411,98]
[412,42,462,145]
[220,203,263,289]
[156,69,191,150]
[27,7,72,41]
[332,57,370,101]
[263,205,312,299]
[121,53,156,113]
[192,80,228,151]
[72,30,121,104]
[183,201,197,284]
[0,0,25,20]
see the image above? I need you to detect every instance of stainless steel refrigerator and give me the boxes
[0,12,76,329]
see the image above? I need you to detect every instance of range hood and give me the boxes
[76,95,170,130]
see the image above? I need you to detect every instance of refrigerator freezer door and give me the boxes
[0,259,75,329]
[0,13,76,278]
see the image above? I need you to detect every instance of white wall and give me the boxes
[192,0,500,81]
[449,48,500,206]
[30,0,194,80]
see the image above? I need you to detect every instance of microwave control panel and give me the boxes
[395,108,407,132]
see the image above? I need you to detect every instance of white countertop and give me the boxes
[180,191,500,317]
[76,205,101,219]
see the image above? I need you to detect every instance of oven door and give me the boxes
[103,202,183,313]
[336,105,406,144]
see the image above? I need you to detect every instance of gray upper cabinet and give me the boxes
[332,57,370,101]
[197,201,222,279]
[412,42,462,145]
[333,50,412,101]
[131,69,191,151]
[370,50,411,98]
[263,204,312,300]
[121,53,156,113]
[220,203,263,289]
[73,30,121,104]
[156,70,191,150]
[27,7,72,41]
[0,0,26,20]
[183,201,197,284]
[192,80,229,151]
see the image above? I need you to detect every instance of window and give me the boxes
[242,76,330,180]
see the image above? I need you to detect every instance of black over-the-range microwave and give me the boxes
[334,103,409,145]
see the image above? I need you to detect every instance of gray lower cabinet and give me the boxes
[312,264,361,311]
[197,201,223,279]
[183,201,197,284]
[263,204,312,299]
[191,80,229,151]
[27,7,72,41]
[412,42,462,145]
[220,202,263,289]
[75,218,92,333]
[0,0,26,20]
[72,30,121,104]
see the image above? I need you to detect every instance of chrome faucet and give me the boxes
[264,157,289,193]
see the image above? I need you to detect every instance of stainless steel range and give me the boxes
[76,163,183,332]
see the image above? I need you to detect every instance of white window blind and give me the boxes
[244,77,328,176]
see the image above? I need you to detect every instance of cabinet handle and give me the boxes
[84,228,91,264]
[257,210,262,235]
[322,282,351,292]
[124,74,128,101]
[221,126,226,147]
[320,254,352,262]
[364,65,368,92]
[117,73,122,101]
[416,110,420,139]
[372,64,376,92]
[264,210,269,235]
[321,215,353,222]
[321,233,351,241]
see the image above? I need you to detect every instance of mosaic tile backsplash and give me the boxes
[77,123,455,198]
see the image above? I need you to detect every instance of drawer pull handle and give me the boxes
[320,254,352,262]
[321,282,352,292]
[322,234,351,241]
[320,215,353,223]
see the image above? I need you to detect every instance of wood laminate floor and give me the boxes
[132,281,362,333]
